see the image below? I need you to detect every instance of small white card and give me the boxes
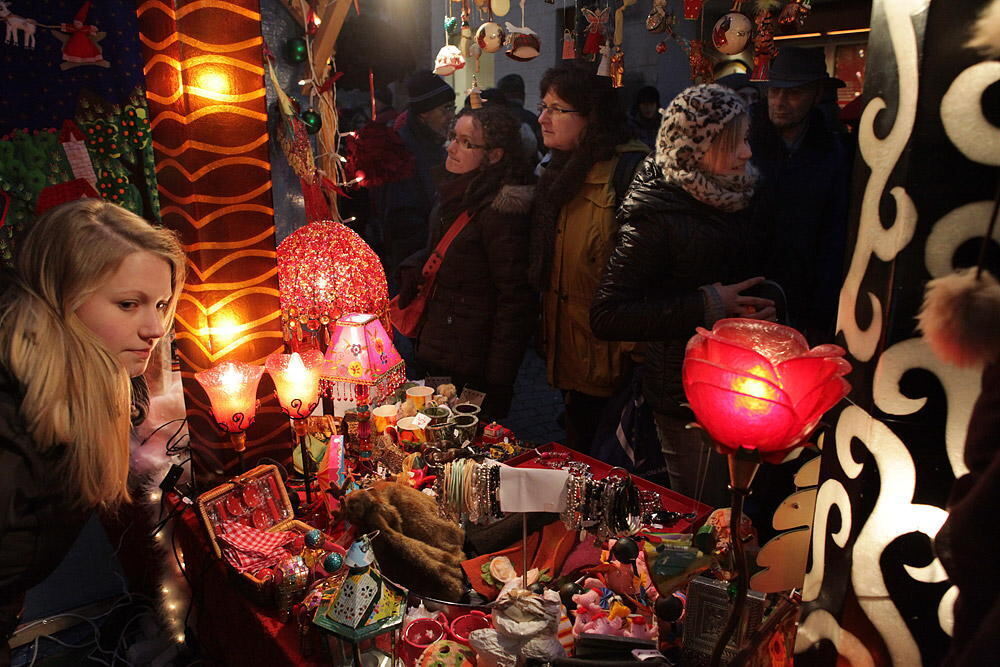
[498,464,569,513]
[411,413,432,429]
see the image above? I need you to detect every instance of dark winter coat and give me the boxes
[749,105,850,343]
[590,156,763,416]
[374,114,447,275]
[0,365,89,647]
[414,184,536,415]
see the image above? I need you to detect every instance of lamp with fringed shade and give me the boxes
[323,313,405,406]
[681,318,850,667]
[277,221,390,353]
[194,361,265,468]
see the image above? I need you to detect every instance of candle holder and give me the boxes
[265,349,325,505]
[195,361,265,471]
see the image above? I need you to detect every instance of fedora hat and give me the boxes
[767,47,845,88]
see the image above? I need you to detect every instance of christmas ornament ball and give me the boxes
[559,581,584,608]
[304,529,323,548]
[323,551,344,573]
[712,12,752,55]
[476,21,506,53]
[611,537,640,564]
[301,108,322,134]
[285,37,308,64]
[655,594,685,622]
[444,16,459,35]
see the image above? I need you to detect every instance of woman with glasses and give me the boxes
[529,63,648,454]
[400,105,535,418]
[590,84,776,506]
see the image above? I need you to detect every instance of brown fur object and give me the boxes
[917,269,1000,367]
[968,0,1000,58]
[341,481,467,601]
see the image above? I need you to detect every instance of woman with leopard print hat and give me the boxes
[591,83,778,507]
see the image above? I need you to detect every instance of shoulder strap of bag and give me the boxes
[420,210,473,279]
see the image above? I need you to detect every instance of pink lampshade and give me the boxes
[324,313,404,385]
[265,349,326,419]
[194,361,265,443]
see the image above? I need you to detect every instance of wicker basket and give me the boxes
[196,464,325,608]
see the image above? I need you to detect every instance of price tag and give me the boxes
[411,413,432,429]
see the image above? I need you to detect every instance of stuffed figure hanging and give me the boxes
[581,6,609,56]
[53,2,110,70]
[778,0,812,29]
[505,0,540,62]
[0,1,37,49]
[561,28,576,59]
[750,3,779,82]
[646,0,668,33]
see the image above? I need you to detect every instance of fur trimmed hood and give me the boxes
[491,184,534,215]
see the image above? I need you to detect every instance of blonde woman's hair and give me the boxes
[0,199,186,508]
[701,114,750,175]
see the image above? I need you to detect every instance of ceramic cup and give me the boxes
[406,385,435,409]
[421,405,452,425]
[452,402,481,417]
[372,404,399,434]
[451,414,479,444]
[426,422,453,445]
[389,416,427,448]
[400,615,448,666]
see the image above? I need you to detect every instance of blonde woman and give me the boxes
[0,199,185,656]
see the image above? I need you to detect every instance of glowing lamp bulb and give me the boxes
[265,349,325,419]
[194,361,265,446]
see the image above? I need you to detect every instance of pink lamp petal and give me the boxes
[685,381,800,452]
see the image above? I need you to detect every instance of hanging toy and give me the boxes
[459,9,473,56]
[779,0,812,29]
[683,0,705,21]
[688,40,714,84]
[655,40,668,55]
[750,3,779,82]
[0,1,37,49]
[505,0,539,62]
[596,44,611,78]
[434,44,466,75]
[53,2,110,70]
[581,6,609,56]
[301,108,322,134]
[607,0,635,89]
[561,28,576,59]
[712,11,752,55]
[444,15,459,35]
[646,0,668,33]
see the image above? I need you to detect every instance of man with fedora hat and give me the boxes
[749,46,850,345]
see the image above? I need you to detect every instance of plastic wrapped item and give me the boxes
[469,589,566,666]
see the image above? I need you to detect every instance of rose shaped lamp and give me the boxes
[266,349,325,504]
[682,318,851,666]
[195,361,265,470]
[323,313,405,408]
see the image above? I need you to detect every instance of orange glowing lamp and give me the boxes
[265,349,325,420]
[194,361,265,452]
[682,318,851,462]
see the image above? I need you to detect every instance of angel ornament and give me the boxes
[581,6,609,56]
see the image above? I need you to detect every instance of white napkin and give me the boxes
[498,465,569,513]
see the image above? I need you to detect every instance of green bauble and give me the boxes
[301,108,322,134]
[285,37,308,64]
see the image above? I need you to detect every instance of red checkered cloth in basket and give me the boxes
[216,521,297,573]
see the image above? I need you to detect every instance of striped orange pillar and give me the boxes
[136,0,290,479]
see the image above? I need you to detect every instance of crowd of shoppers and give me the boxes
[378,47,852,494]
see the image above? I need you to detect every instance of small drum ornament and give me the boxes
[475,21,506,53]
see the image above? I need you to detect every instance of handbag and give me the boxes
[389,210,473,337]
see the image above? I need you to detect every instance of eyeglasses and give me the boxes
[447,132,487,150]
[537,102,581,116]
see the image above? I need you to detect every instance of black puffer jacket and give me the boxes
[1,365,89,644]
[415,184,536,416]
[591,156,763,416]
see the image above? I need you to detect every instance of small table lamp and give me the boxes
[682,318,851,666]
[194,361,265,470]
[266,349,325,504]
[322,313,405,407]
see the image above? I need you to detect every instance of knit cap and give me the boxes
[407,71,455,114]
[655,84,746,174]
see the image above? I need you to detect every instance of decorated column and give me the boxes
[136,0,289,479]
[797,0,1000,664]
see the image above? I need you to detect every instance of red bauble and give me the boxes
[343,122,415,188]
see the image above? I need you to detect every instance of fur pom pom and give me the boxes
[968,0,1000,58]
[917,269,1000,367]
